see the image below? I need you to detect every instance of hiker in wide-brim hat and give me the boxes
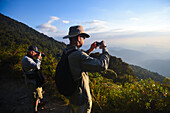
[63,25,91,49]
[57,25,110,113]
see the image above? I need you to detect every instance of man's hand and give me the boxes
[99,41,107,49]
[87,41,107,53]
[88,41,98,53]
[37,52,42,59]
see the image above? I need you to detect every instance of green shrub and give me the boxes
[89,73,169,113]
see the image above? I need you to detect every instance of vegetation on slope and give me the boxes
[0,13,66,59]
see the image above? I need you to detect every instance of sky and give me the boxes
[0,0,170,60]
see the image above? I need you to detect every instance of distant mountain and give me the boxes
[138,59,170,78]
[130,65,165,83]
[109,47,170,78]
[109,47,147,64]
[0,13,166,83]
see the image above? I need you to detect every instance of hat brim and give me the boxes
[63,33,90,39]
[34,50,40,53]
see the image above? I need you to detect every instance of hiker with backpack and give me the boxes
[55,25,110,113]
[22,45,45,113]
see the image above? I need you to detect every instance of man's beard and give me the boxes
[77,41,82,48]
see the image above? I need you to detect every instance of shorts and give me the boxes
[27,79,43,100]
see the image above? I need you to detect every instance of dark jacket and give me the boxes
[64,45,110,105]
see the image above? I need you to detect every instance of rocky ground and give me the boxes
[0,74,69,113]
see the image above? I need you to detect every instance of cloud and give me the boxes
[83,20,111,33]
[162,6,170,13]
[48,16,59,23]
[85,20,106,25]
[36,23,57,32]
[36,16,71,37]
[62,20,69,24]
[126,7,170,32]
[125,10,134,15]
[129,17,140,21]
[90,30,170,51]
[36,16,59,33]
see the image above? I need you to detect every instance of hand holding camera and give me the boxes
[88,41,107,53]
[96,41,107,49]
[36,51,45,59]
[36,51,45,57]
[96,42,102,46]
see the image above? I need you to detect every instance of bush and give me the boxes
[89,73,169,113]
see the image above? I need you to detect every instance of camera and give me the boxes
[96,42,102,46]
[36,51,46,57]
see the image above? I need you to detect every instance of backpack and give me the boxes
[55,49,79,96]
[25,69,45,87]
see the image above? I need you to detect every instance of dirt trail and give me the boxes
[0,75,69,113]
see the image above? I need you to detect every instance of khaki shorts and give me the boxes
[27,79,43,99]
[35,87,43,99]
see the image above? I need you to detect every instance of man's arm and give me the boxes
[85,42,97,55]
[80,51,109,72]
[26,57,41,70]
[80,41,110,72]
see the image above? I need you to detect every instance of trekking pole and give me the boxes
[91,91,104,113]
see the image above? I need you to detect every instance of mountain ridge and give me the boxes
[109,47,170,78]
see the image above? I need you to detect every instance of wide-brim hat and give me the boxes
[63,25,90,39]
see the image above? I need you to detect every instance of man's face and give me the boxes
[80,37,85,46]
[77,35,85,48]
[30,51,38,57]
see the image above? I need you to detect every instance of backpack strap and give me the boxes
[64,49,77,57]
[64,49,82,82]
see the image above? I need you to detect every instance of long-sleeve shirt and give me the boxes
[21,55,41,75]
[64,45,110,105]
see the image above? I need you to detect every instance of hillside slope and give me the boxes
[0,13,66,58]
